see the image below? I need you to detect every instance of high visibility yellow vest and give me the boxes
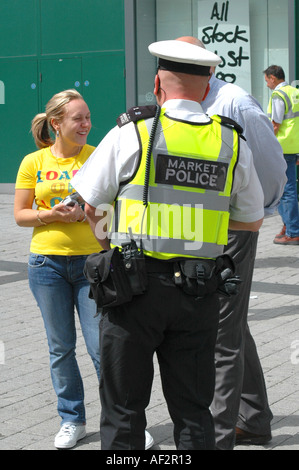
[110,109,240,260]
[267,85,299,154]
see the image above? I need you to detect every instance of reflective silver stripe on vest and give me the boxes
[274,89,299,120]
[285,111,299,119]
[219,123,235,157]
[118,184,230,212]
[110,231,224,259]
[277,89,292,110]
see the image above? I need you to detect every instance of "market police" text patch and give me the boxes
[155,154,228,191]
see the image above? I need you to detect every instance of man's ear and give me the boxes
[202,83,211,102]
[154,75,160,96]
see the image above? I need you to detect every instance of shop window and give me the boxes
[136,0,292,112]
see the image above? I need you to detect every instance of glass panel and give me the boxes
[156,0,193,39]
[136,0,291,112]
[135,0,157,105]
[249,0,268,109]
[250,0,290,111]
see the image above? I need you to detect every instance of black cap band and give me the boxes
[158,58,211,76]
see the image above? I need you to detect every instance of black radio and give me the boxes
[121,238,148,296]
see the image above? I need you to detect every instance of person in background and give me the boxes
[264,65,299,245]
[177,37,287,450]
[71,38,264,450]
[14,90,101,450]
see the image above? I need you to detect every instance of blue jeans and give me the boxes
[278,154,299,238]
[28,254,100,425]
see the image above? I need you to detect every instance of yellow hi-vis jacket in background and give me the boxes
[267,85,299,154]
[110,107,241,260]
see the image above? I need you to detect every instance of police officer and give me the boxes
[264,65,299,245]
[71,40,264,450]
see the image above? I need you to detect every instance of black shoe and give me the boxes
[235,427,272,446]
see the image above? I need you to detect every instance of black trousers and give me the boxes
[99,263,220,450]
[212,231,273,449]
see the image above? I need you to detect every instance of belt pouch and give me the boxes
[84,247,133,308]
[177,259,218,298]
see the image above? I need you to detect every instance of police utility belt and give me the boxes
[83,238,241,311]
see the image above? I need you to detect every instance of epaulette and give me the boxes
[217,115,246,141]
[117,105,157,127]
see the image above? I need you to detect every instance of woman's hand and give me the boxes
[52,202,85,223]
[14,189,86,227]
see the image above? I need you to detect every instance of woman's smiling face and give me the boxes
[59,99,92,148]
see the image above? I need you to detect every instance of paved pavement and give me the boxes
[1,186,299,451]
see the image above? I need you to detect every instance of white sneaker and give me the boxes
[145,430,154,450]
[54,423,87,449]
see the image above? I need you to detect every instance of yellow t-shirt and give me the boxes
[15,145,102,256]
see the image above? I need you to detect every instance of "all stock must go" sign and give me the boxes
[198,0,252,93]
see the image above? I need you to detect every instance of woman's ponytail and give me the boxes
[31,113,54,149]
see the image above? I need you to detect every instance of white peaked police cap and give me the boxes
[148,40,222,76]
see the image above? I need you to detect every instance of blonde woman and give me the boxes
[14,90,101,449]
